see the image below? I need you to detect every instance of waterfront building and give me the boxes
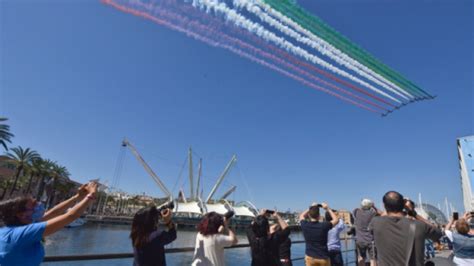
[458,135,474,212]
[0,155,15,181]
[338,210,352,224]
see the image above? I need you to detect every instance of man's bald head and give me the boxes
[383,191,405,213]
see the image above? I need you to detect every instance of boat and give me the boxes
[66,218,86,228]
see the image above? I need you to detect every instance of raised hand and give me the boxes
[271,210,279,218]
[76,183,88,199]
[86,182,99,195]
[161,209,172,224]
[463,212,472,220]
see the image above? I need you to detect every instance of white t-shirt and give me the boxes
[445,230,474,266]
[191,233,234,266]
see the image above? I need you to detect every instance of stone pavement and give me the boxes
[426,250,455,266]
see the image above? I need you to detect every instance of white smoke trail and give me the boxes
[233,0,413,100]
[191,0,402,103]
[104,0,382,113]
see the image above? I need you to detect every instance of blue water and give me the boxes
[42,223,356,265]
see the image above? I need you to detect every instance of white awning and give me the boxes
[204,203,229,215]
[233,206,256,217]
[174,201,202,215]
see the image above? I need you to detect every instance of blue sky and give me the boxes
[1,0,472,212]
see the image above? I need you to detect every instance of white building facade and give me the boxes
[458,136,474,212]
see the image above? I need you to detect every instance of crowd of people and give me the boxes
[0,183,473,266]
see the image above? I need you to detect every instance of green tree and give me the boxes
[25,158,47,195]
[46,162,70,207]
[0,179,12,199]
[35,159,55,200]
[6,146,40,196]
[0,117,14,151]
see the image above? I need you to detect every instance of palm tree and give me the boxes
[35,159,55,200]
[25,158,46,195]
[0,117,14,151]
[7,146,40,196]
[46,162,70,207]
[0,179,12,200]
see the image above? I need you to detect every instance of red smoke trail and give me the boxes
[168,0,396,110]
[102,0,382,114]
[159,0,394,110]
[142,0,389,111]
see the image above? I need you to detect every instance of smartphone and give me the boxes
[470,211,474,216]
[453,212,459,220]
[265,210,275,215]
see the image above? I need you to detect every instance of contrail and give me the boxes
[240,0,414,100]
[102,0,383,113]
[189,0,403,104]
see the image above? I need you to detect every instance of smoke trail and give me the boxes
[103,0,383,113]
[243,0,414,99]
[263,0,431,99]
[155,0,392,110]
[189,0,402,104]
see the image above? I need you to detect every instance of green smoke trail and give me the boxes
[262,0,432,99]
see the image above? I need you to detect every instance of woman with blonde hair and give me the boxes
[444,212,474,265]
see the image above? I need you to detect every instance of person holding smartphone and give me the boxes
[0,182,98,266]
[130,204,176,266]
[444,212,474,265]
[192,212,237,266]
[299,203,339,266]
[247,209,290,266]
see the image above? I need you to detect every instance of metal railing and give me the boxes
[44,239,357,265]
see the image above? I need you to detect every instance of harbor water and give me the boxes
[42,223,356,265]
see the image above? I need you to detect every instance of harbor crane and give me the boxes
[122,139,172,200]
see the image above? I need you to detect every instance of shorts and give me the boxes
[356,242,375,260]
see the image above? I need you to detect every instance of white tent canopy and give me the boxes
[233,206,256,217]
[204,203,230,215]
[174,201,203,215]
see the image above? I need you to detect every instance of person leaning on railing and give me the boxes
[191,211,238,266]
[299,203,339,266]
[130,204,176,266]
[444,212,474,265]
[0,181,98,266]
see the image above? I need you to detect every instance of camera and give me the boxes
[453,212,459,221]
[265,210,275,215]
[347,227,356,236]
[158,201,175,214]
[224,210,235,219]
